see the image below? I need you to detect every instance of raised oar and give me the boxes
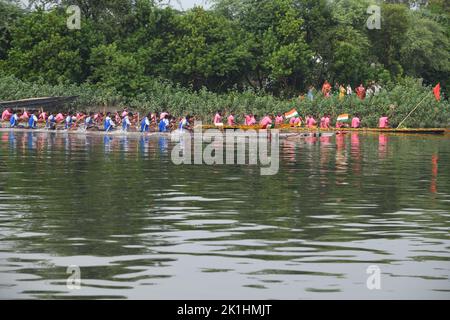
[397,91,432,129]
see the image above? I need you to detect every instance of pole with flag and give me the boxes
[397,84,441,129]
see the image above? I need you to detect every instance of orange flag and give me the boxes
[433,83,441,101]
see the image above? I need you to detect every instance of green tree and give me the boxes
[369,4,411,77]
[88,43,146,96]
[169,7,252,91]
[0,0,24,60]
[3,8,101,84]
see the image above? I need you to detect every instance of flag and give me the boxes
[285,109,299,119]
[433,83,441,102]
[337,114,350,122]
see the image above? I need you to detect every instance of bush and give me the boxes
[0,75,448,128]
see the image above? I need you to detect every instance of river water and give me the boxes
[0,130,449,299]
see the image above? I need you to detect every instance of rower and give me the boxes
[39,111,47,123]
[10,111,19,128]
[28,111,38,129]
[260,113,273,129]
[122,112,132,132]
[55,112,64,123]
[46,112,57,130]
[85,112,95,130]
[179,115,192,133]
[1,108,12,122]
[159,114,170,132]
[65,112,73,129]
[351,114,361,128]
[104,112,115,132]
[275,113,284,125]
[214,111,223,127]
[140,113,151,132]
[227,112,235,126]
[379,114,389,128]
[306,115,317,128]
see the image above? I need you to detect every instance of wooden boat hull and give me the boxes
[1,124,446,136]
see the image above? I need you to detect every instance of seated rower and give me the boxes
[140,113,151,133]
[214,111,223,127]
[294,116,303,127]
[122,112,132,132]
[65,113,73,130]
[114,112,122,125]
[55,112,65,123]
[85,112,95,130]
[46,113,57,130]
[104,112,116,132]
[275,113,284,125]
[21,110,29,121]
[335,120,349,129]
[379,114,389,128]
[1,108,12,122]
[10,111,20,128]
[39,111,47,123]
[28,111,38,129]
[320,115,327,129]
[260,114,273,129]
[159,114,170,132]
[179,115,192,133]
[306,115,317,128]
[227,112,235,126]
[351,115,361,128]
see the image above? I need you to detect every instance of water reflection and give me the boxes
[0,131,449,299]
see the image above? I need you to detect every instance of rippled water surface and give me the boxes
[0,130,449,299]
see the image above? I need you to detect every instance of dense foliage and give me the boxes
[0,0,449,126]
[1,75,448,128]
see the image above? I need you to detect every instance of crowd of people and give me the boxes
[1,104,391,133]
[303,80,383,101]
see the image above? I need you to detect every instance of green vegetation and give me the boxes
[1,75,448,127]
[0,0,449,127]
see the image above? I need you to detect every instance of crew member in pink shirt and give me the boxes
[38,111,47,122]
[351,115,361,128]
[248,114,256,125]
[260,114,273,129]
[21,110,29,121]
[213,111,223,126]
[275,113,284,125]
[227,112,235,126]
[244,114,252,126]
[55,112,65,123]
[336,121,346,128]
[289,116,296,126]
[320,115,329,129]
[379,115,389,128]
[1,108,12,121]
[306,115,317,128]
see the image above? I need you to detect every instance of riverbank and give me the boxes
[1,76,449,128]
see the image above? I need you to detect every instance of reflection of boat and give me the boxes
[2,125,446,136]
[280,132,335,139]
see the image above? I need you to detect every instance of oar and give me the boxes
[396,91,432,129]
